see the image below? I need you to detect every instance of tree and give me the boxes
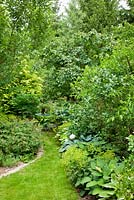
[0,0,56,77]
[69,24,134,154]
[0,0,57,110]
[66,0,120,32]
[125,0,134,23]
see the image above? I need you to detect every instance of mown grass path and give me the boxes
[0,133,79,200]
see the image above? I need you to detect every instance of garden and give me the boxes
[0,0,134,199]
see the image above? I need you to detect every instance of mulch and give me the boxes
[81,195,97,200]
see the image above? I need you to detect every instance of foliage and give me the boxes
[0,115,41,166]
[62,145,88,184]
[42,66,82,100]
[126,134,134,153]
[61,116,134,199]
[35,100,71,130]
[121,0,134,24]
[1,1,134,199]
[2,0,56,50]
[0,0,56,104]
[66,0,120,32]
[69,38,134,155]
[62,139,134,200]
[42,30,114,100]
[112,22,134,41]
[0,3,17,87]
[57,121,99,153]
[111,157,134,200]
[56,122,72,145]
[80,152,119,199]
[62,143,121,199]
[1,59,43,117]
[42,32,88,100]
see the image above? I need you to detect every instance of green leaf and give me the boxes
[102,182,116,189]
[92,187,104,195]
[96,166,103,173]
[97,178,105,186]
[91,170,102,177]
[86,181,98,187]
[80,190,86,197]
[75,180,81,187]
[98,189,115,198]
[90,160,97,169]
[103,175,110,181]
[80,177,91,185]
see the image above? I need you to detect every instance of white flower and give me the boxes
[69,134,76,140]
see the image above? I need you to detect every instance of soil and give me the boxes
[76,189,97,200]
[81,195,97,200]
[0,162,24,176]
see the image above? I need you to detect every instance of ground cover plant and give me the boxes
[61,137,134,200]
[1,59,43,117]
[0,113,41,166]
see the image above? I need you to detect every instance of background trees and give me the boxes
[66,0,120,32]
[0,0,56,114]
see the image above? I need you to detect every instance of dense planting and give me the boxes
[62,140,134,199]
[0,0,134,199]
[0,114,41,166]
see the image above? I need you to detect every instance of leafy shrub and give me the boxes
[57,126,94,153]
[70,40,134,155]
[109,134,134,200]
[127,134,134,153]
[36,100,71,130]
[62,145,88,185]
[42,30,114,100]
[56,122,72,145]
[42,66,82,100]
[0,117,41,166]
[61,132,134,199]
[112,158,134,200]
[1,59,43,117]
[62,148,115,198]
[62,141,120,199]
[9,94,40,117]
[80,152,118,199]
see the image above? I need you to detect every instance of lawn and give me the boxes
[0,133,79,200]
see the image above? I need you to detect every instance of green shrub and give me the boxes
[62,141,119,198]
[127,134,134,153]
[110,134,134,200]
[42,30,114,100]
[74,150,120,199]
[70,40,134,155]
[1,59,43,117]
[61,133,134,199]
[62,145,88,184]
[9,93,40,117]
[56,122,72,144]
[112,157,134,200]
[0,118,41,166]
[36,100,71,130]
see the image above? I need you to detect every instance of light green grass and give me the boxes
[0,133,79,200]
